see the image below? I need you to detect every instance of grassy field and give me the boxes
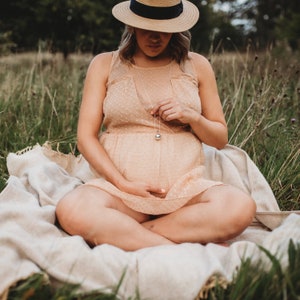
[0,50,299,299]
[0,50,299,208]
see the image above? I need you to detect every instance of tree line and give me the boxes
[0,0,299,57]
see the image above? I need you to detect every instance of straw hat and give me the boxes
[112,0,199,33]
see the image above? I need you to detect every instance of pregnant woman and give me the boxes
[56,0,256,251]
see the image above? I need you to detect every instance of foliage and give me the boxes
[216,0,300,51]
[0,0,122,57]
[276,11,300,51]
[0,31,16,55]
[0,50,299,208]
[0,0,262,58]
[1,0,298,56]
[2,0,298,56]
[0,52,87,189]
[211,50,300,209]
[201,240,300,300]
[7,270,134,299]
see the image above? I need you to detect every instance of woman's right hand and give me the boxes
[118,179,166,198]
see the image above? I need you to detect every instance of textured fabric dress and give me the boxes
[86,51,222,215]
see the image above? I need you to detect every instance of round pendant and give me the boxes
[155,133,161,141]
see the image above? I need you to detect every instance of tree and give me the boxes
[0,0,122,57]
[33,0,123,57]
[215,0,300,51]
[275,1,300,51]
[0,0,252,55]
[190,0,244,53]
[0,0,40,51]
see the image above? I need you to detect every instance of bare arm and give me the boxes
[188,52,228,149]
[151,52,228,149]
[77,52,124,185]
[77,53,165,197]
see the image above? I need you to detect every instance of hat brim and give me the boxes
[112,0,199,33]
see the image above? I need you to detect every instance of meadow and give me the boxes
[0,50,299,299]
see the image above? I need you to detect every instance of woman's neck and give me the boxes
[132,51,172,68]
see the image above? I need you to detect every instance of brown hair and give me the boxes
[118,25,191,64]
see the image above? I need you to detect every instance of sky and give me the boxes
[213,0,255,32]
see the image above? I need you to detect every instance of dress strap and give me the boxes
[180,52,198,79]
[107,50,130,85]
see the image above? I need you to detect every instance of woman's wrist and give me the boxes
[114,176,129,191]
[188,110,202,129]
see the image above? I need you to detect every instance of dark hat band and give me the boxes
[130,0,183,20]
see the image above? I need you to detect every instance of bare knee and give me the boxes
[56,185,150,243]
[56,187,87,235]
[221,192,256,240]
[199,185,256,241]
[56,186,113,236]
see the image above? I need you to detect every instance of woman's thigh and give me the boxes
[143,184,257,243]
[56,184,150,225]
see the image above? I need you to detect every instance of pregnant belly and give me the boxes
[100,131,204,190]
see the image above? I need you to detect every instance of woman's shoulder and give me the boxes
[89,51,114,69]
[188,52,213,70]
[85,51,116,82]
[187,52,215,79]
[89,50,128,81]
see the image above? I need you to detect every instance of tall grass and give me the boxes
[201,240,300,300]
[211,51,299,210]
[0,52,91,190]
[0,50,299,299]
[0,50,299,208]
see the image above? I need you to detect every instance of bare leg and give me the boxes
[142,185,256,244]
[56,185,175,251]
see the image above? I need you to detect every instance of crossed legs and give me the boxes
[55,185,256,251]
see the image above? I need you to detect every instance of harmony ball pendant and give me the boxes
[155,133,161,141]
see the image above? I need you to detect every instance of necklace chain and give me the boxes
[154,114,161,141]
[136,62,173,141]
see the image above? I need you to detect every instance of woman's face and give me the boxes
[134,28,173,59]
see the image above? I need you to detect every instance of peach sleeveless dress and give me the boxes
[86,51,222,215]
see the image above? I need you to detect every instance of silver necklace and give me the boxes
[154,113,161,141]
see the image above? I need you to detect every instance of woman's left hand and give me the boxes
[151,98,198,125]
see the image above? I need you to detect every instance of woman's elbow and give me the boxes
[215,139,228,150]
[77,140,83,154]
[215,132,228,150]
[76,132,99,154]
[76,133,89,154]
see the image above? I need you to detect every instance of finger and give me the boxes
[153,102,172,117]
[151,99,172,115]
[150,105,159,116]
[161,107,177,121]
[164,111,179,121]
[147,187,166,194]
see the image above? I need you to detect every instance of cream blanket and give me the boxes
[0,143,299,299]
